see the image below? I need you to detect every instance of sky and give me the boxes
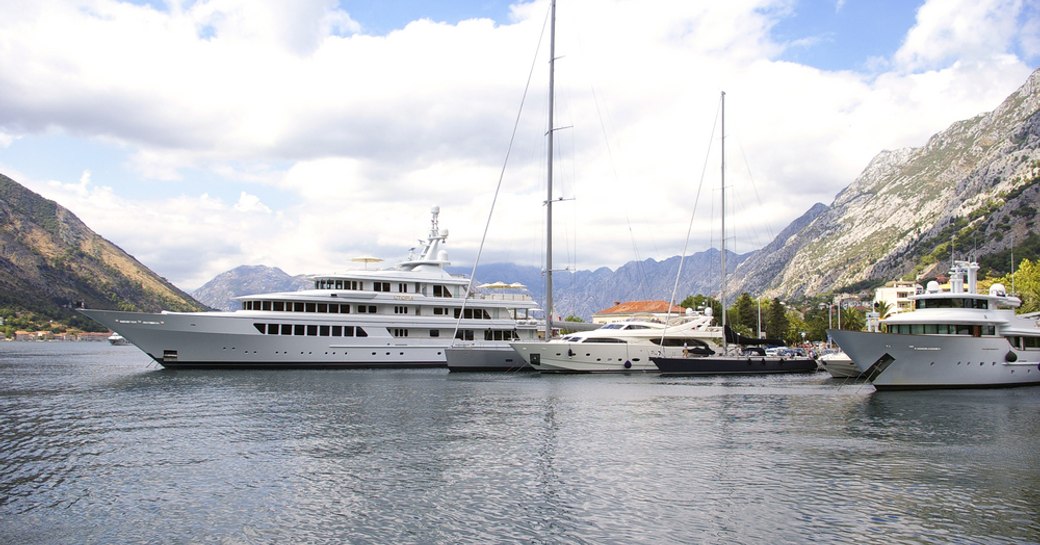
[1,0,1038,290]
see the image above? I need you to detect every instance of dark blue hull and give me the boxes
[652,356,818,375]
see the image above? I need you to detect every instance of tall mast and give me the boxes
[544,0,556,340]
[720,91,727,351]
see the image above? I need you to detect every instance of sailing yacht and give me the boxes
[829,260,1040,390]
[79,207,541,369]
[650,91,817,375]
[503,1,727,373]
[446,0,565,373]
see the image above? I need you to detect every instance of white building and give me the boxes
[873,280,922,315]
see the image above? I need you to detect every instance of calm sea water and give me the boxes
[1,342,1038,545]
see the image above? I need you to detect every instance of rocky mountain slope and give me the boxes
[0,174,205,329]
[732,67,1040,297]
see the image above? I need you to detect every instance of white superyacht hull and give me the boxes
[445,343,533,372]
[81,308,461,369]
[829,330,1040,390]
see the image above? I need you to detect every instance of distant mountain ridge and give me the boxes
[190,250,749,320]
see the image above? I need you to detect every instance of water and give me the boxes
[2,342,1039,545]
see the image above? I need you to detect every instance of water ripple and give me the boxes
[2,345,1039,544]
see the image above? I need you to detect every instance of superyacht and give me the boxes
[829,260,1040,390]
[80,207,540,369]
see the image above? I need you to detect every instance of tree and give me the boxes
[838,307,866,332]
[999,258,1040,313]
[681,294,721,323]
[802,303,831,342]
[785,313,809,347]
[732,293,758,335]
[874,300,892,320]
[764,298,788,341]
[560,315,585,335]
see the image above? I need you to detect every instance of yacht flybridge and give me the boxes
[79,207,540,369]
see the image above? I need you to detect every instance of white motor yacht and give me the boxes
[829,260,1040,390]
[510,311,724,373]
[817,350,861,379]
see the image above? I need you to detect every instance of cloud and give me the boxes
[0,0,1036,289]
[893,0,1027,71]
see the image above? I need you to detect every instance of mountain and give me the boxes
[192,265,311,311]
[731,67,1040,298]
[191,249,748,320]
[0,174,205,330]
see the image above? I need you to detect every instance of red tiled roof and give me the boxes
[596,300,686,315]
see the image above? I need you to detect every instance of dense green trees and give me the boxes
[999,258,1040,312]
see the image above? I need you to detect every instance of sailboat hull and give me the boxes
[652,356,819,375]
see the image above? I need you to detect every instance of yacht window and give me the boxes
[319,325,330,336]
[332,325,343,336]
[294,302,304,312]
[589,338,627,343]
[307,325,317,336]
[262,301,271,311]
[455,330,475,341]
[430,330,440,337]
[374,282,390,292]
[356,327,368,338]
[273,301,284,312]
[253,323,265,334]
[281,324,293,335]
[317,303,327,313]
[398,283,408,293]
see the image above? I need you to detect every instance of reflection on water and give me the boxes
[2,342,1039,544]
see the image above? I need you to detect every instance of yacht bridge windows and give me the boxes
[887,323,997,336]
[915,297,990,310]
